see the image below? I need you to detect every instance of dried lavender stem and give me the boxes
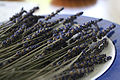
[1,42,47,69]
[45,7,64,21]
[0,47,23,59]
[0,7,39,36]
[28,42,91,79]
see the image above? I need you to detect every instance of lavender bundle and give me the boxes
[0,6,116,80]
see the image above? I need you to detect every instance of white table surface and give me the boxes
[0,0,120,24]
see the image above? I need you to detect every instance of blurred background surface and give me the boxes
[0,0,120,24]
